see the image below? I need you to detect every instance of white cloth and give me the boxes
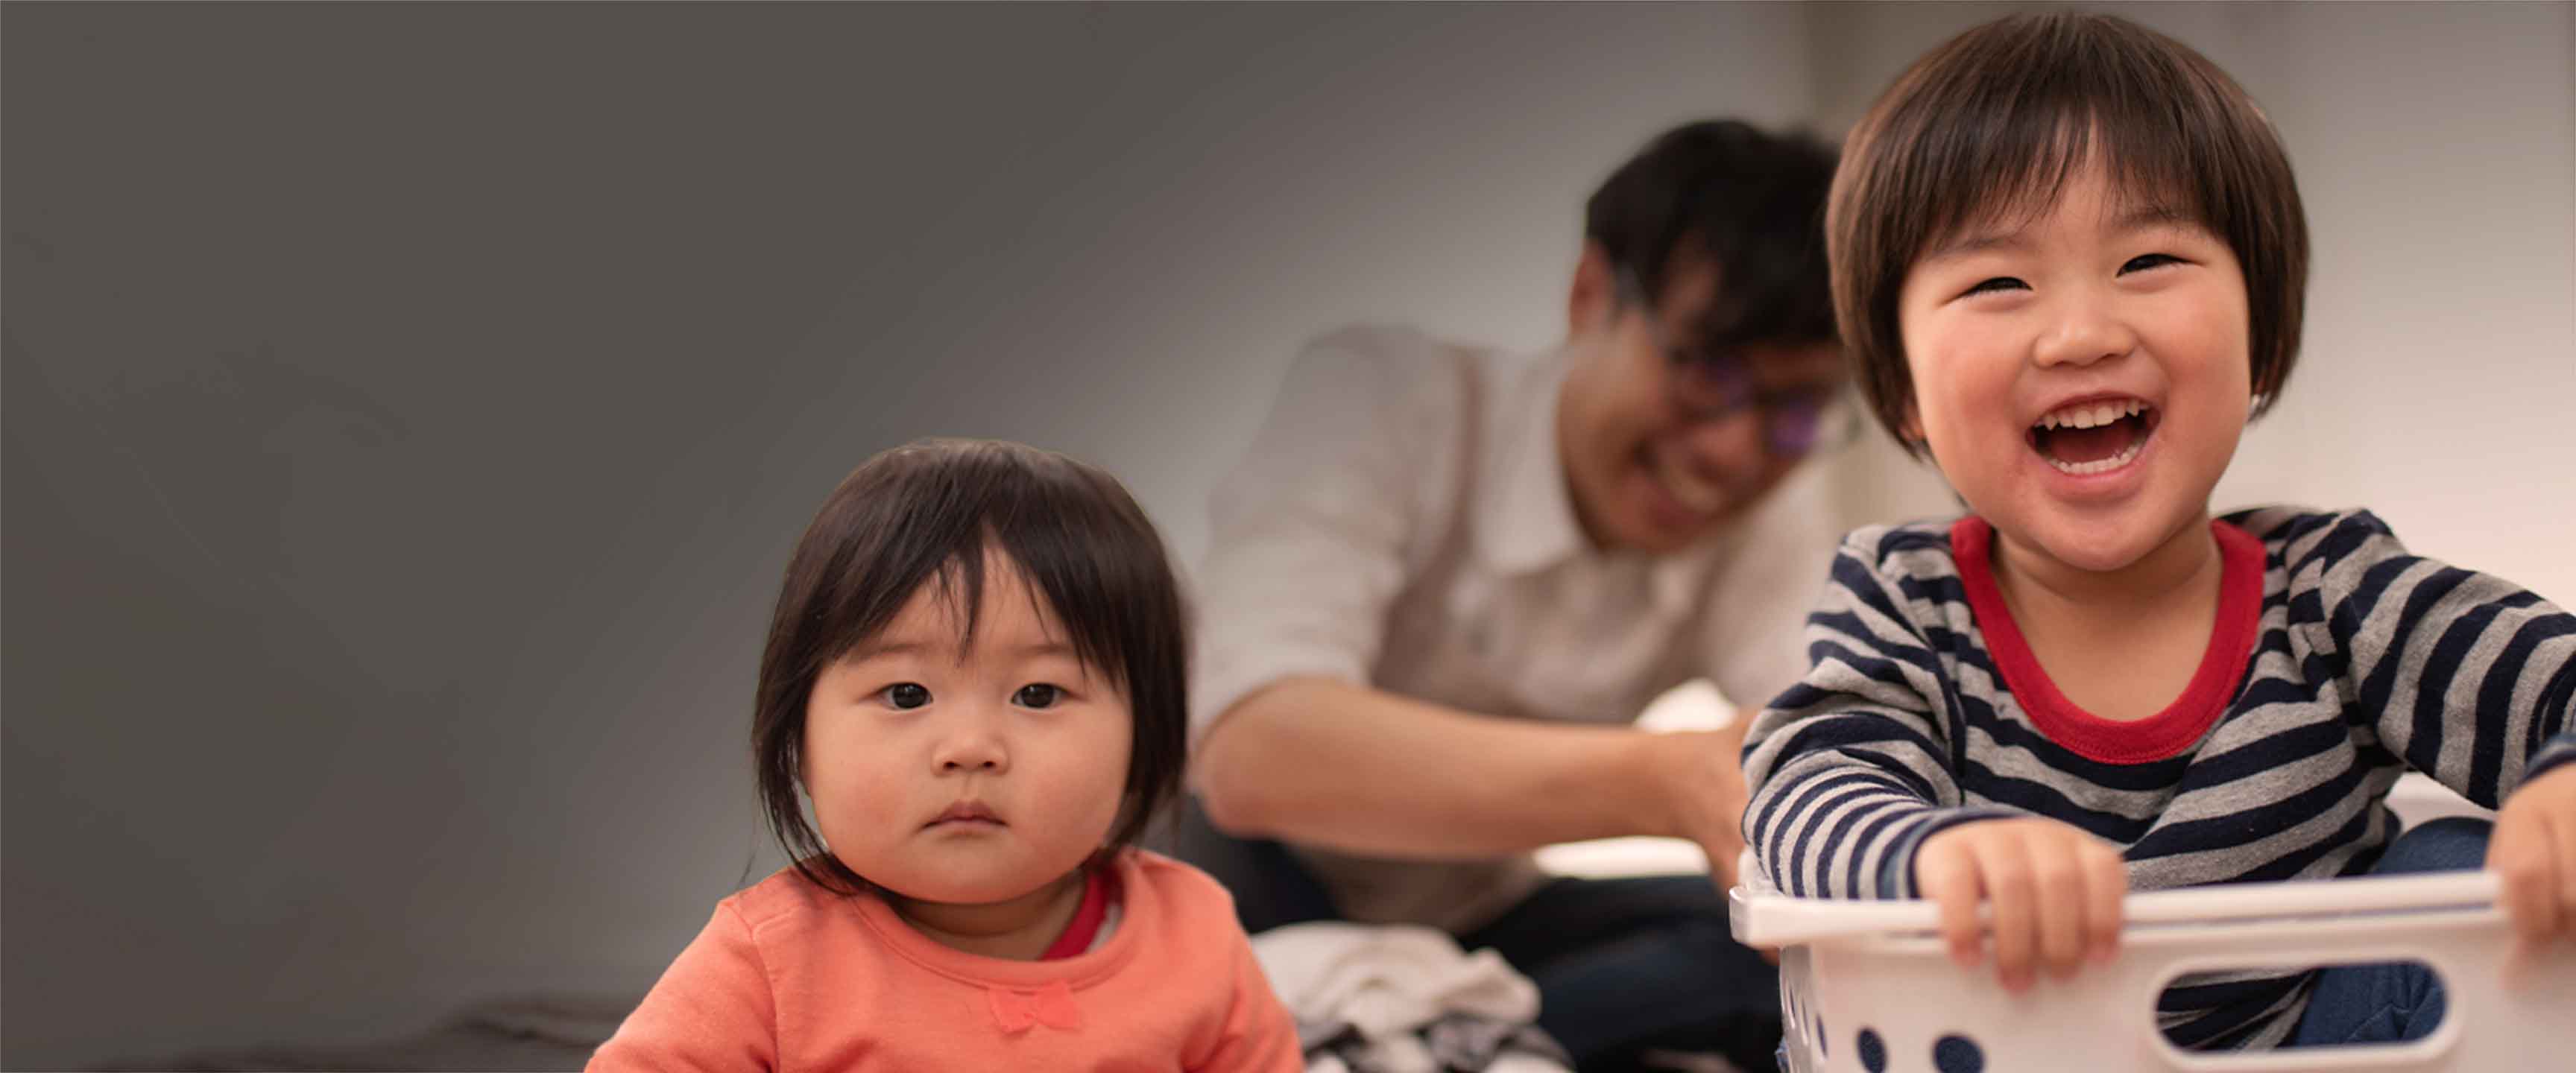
[1190,324,1845,930]
[1254,922,1567,1073]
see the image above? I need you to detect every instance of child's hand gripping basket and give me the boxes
[1731,855,2576,1072]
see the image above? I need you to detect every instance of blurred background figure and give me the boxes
[5,2,2569,1070]
[1182,118,1843,1073]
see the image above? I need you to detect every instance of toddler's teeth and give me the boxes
[2042,435,2146,475]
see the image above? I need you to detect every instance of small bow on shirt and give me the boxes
[985,980,1083,1034]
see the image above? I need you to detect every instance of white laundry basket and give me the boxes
[1729,776,2571,1073]
[1732,867,2574,1072]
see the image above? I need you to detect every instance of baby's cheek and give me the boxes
[1051,750,1134,851]
[1043,763,1128,845]
[811,773,902,853]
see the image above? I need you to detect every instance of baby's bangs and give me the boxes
[796,440,1169,696]
[870,542,1014,663]
[808,530,1105,683]
[803,547,967,674]
[985,505,1143,695]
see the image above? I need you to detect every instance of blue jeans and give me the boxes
[2287,817,2494,1047]
[1160,797,1781,1072]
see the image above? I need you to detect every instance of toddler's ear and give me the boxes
[1900,400,1926,444]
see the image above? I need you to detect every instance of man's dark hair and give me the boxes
[1585,118,1841,352]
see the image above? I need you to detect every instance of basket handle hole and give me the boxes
[2153,958,2446,1057]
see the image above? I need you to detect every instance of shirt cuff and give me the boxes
[2525,732,2576,786]
[1876,805,2026,899]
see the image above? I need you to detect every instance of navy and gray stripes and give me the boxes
[1743,507,2576,1049]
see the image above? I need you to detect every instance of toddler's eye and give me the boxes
[2121,253,2182,273]
[883,683,931,709]
[1963,276,2027,298]
[1014,683,1063,709]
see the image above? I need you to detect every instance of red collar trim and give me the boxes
[1038,864,1113,961]
[1951,516,2264,764]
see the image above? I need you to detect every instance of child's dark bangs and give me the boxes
[1911,81,2208,264]
[989,502,1139,695]
[808,472,1008,671]
[808,446,1154,690]
[916,548,1000,662]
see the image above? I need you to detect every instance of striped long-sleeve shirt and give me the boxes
[1742,507,2576,1049]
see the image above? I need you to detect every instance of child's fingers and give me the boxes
[2493,812,2564,944]
[1917,844,1984,969]
[2080,841,2126,964]
[2554,809,2576,937]
[2033,843,2089,980]
[1977,836,2037,992]
[2501,934,2540,993]
[2500,815,2574,987]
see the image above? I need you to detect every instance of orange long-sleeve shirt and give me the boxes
[588,849,1301,1072]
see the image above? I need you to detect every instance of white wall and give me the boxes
[2211,1,2576,605]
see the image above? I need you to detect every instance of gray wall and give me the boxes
[3,3,1819,1066]
[4,3,2569,1069]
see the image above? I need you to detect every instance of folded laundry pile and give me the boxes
[1253,922,1571,1073]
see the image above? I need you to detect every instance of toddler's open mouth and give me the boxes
[2029,398,2157,475]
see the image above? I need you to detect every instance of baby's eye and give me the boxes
[882,683,931,710]
[1014,683,1063,709]
[1962,276,2027,298]
[2121,253,2183,273]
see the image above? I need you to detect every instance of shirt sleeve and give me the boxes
[587,902,779,1073]
[2296,510,2576,804]
[1189,928,1307,1073]
[1698,461,1846,719]
[1740,529,2018,899]
[1188,328,1448,751]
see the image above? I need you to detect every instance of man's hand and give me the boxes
[1650,727,1753,893]
[1202,678,1758,860]
[1914,817,2127,993]
[2491,764,2576,950]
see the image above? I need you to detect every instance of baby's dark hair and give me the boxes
[1828,11,2310,456]
[751,437,1188,894]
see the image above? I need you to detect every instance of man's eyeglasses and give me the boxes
[1620,271,1858,459]
[1668,358,1859,458]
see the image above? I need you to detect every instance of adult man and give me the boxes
[1187,120,1851,1072]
